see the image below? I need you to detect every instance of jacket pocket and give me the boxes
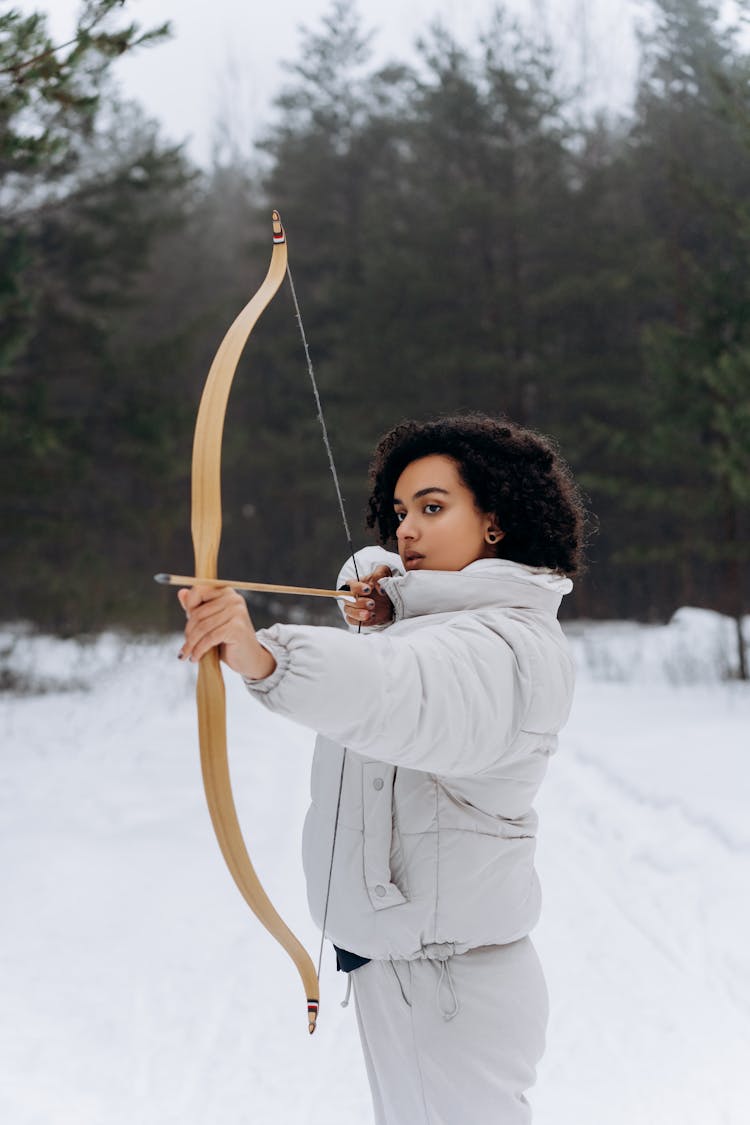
[361,762,408,911]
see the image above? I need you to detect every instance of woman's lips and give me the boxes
[404,552,425,569]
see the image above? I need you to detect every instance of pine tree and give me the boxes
[634,0,750,674]
[0,4,199,631]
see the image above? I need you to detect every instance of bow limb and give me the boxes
[191,211,319,1034]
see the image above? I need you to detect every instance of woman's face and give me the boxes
[393,454,503,572]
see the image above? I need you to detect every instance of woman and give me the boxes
[179,413,586,1125]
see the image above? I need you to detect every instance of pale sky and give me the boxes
[37,0,641,166]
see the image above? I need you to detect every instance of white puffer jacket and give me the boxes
[245,547,575,962]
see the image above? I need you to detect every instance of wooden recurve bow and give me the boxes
[190,211,319,1034]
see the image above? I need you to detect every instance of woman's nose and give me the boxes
[397,515,416,539]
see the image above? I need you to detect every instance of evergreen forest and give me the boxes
[1,0,749,671]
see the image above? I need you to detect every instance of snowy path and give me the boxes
[535,680,750,1124]
[1,627,749,1123]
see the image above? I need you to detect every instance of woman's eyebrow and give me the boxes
[393,487,450,505]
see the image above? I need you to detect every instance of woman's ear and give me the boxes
[484,526,505,545]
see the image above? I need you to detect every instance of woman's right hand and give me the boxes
[340,565,394,627]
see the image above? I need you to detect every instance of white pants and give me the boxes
[351,938,548,1125]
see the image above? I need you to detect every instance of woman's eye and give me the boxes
[394,504,441,522]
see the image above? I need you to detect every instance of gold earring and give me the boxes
[486,530,500,544]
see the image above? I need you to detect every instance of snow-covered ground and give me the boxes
[1,610,748,1124]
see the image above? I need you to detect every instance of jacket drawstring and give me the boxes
[390,960,412,1007]
[422,942,460,1021]
[346,950,460,1019]
[435,959,460,1021]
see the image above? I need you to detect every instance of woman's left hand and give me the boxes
[177,586,276,680]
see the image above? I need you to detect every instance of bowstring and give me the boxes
[286,263,360,582]
[285,259,359,984]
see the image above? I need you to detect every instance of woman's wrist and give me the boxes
[238,640,277,681]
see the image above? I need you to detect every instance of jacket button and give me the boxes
[373,777,384,791]
[374,884,386,897]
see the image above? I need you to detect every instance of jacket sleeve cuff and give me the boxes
[242,634,290,695]
[335,545,404,591]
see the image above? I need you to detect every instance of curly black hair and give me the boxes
[366,413,589,578]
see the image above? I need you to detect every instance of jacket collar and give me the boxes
[380,558,572,621]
